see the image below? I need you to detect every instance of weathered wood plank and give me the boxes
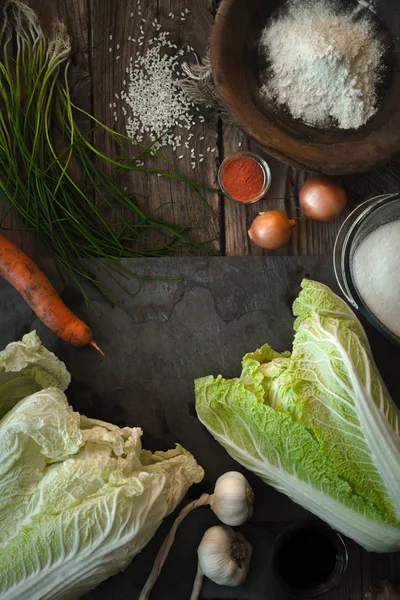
[1,0,399,259]
[362,549,400,595]
[29,0,89,50]
[222,122,350,256]
[0,0,90,259]
[89,0,221,254]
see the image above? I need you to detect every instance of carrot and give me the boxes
[0,234,101,351]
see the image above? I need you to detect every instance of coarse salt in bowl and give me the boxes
[334,192,400,348]
[218,151,271,204]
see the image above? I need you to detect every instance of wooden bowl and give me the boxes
[211,0,400,175]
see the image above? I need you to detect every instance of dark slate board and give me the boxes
[0,257,399,600]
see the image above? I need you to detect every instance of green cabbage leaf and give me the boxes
[195,280,400,552]
[0,333,204,599]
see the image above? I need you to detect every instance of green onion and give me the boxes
[0,1,217,307]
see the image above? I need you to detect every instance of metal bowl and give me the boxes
[333,192,400,348]
[211,0,400,175]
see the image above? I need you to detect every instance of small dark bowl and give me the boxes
[271,521,349,598]
[211,0,400,175]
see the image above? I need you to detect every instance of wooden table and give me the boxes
[1,1,399,599]
[3,0,400,257]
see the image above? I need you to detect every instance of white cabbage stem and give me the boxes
[139,472,254,600]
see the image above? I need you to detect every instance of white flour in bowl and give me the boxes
[260,0,385,129]
[352,220,400,338]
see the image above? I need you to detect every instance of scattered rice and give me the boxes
[109,7,216,169]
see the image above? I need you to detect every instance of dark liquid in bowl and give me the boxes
[275,527,338,590]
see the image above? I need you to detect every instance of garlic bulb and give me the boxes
[210,471,254,526]
[140,472,255,600]
[197,526,252,587]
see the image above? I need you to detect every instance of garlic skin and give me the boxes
[211,471,254,526]
[197,526,252,587]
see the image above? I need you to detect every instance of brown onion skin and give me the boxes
[248,211,295,250]
[365,580,400,600]
[299,177,347,221]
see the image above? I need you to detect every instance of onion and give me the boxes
[299,177,347,221]
[248,211,295,250]
[366,580,400,600]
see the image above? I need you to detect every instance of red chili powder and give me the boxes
[222,157,265,202]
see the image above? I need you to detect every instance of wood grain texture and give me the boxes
[0,6,399,600]
[89,0,221,254]
[0,0,91,259]
[1,0,399,257]
[222,124,350,256]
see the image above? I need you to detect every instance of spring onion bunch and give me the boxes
[0,1,214,305]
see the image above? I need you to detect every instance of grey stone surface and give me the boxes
[0,257,399,599]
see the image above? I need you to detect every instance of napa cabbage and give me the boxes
[0,332,204,599]
[195,280,400,552]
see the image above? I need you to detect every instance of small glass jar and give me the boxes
[218,151,272,203]
[271,521,348,598]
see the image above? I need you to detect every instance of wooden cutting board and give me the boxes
[0,256,399,599]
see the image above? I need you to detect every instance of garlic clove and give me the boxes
[197,526,252,587]
[211,471,254,526]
